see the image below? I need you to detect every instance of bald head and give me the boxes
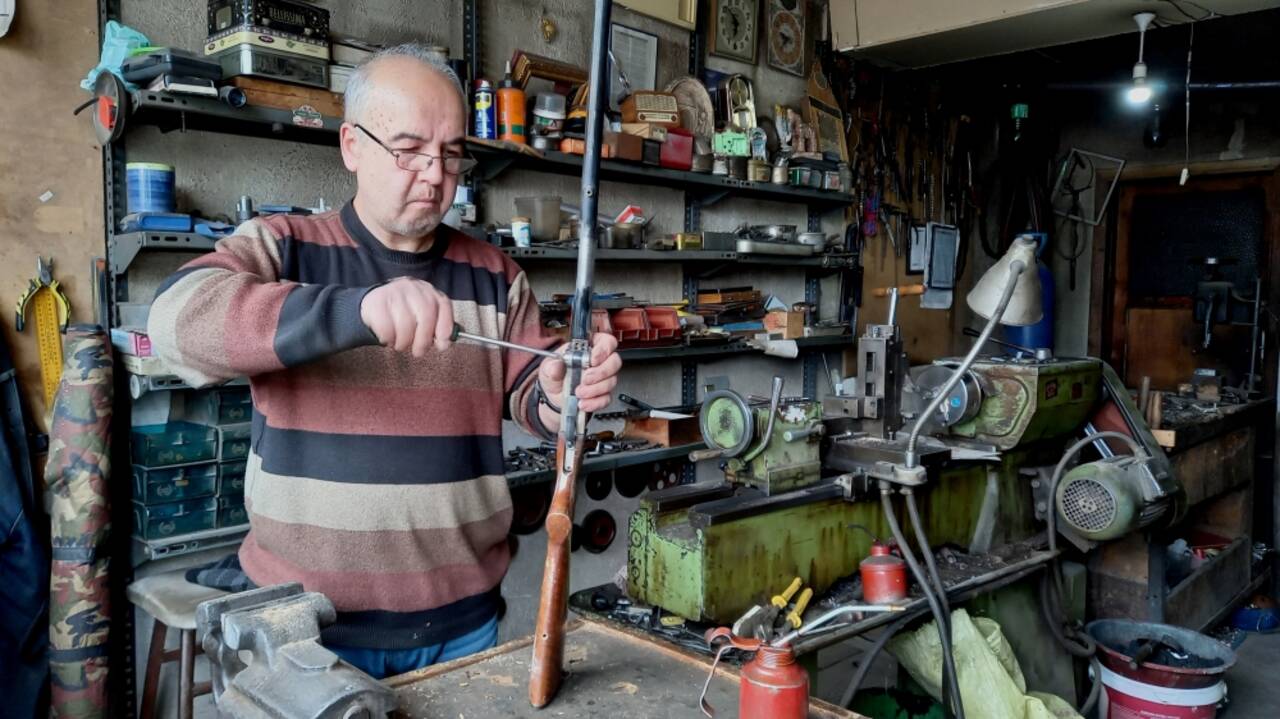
[343,43,467,125]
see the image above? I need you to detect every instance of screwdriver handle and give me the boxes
[785,588,813,629]
[771,577,802,609]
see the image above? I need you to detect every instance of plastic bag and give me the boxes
[81,20,151,92]
[887,609,1082,719]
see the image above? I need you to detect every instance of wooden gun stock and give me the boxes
[529,397,588,707]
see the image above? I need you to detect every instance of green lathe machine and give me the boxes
[627,298,1184,624]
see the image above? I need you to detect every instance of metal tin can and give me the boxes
[860,542,908,604]
[473,80,496,140]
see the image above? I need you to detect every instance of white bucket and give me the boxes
[1097,664,1225,718]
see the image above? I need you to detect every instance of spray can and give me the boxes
[497,61,526,144]
[473,79,496,140]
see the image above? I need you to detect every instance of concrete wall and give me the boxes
[1048,90,1280,356]
[119,0,844,646]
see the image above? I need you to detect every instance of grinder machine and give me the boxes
[628,240,1183,625]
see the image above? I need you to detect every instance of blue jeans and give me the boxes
[327,615,499,680]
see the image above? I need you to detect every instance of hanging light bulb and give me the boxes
[1127,12,1156,105]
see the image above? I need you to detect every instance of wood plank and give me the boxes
[1170,426,1255,507]
[1121,307,1202,391]
[1167,536,1251,630]
[388,619,864,718]
[0,1,104,427]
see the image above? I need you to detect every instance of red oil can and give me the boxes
[701,628,808,718]
[861,541,908,604]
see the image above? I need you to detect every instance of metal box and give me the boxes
[214,44,328,89]
[218,495,249,528]
[133,497,218,540]
[131,422,218,467]
[219,460,247,496]
[132,462,218,505]
[218,423,252,461]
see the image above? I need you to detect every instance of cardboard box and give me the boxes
[764,310,805,339]
[110,328,152,357]
[621,123,669,141]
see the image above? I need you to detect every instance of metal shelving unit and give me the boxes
[619,335,850,362]
[506,442,704,488]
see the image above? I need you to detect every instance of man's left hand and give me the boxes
[538,333,622,414]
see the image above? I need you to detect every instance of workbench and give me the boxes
[1089,397,1273,629]
[385,618,864,718]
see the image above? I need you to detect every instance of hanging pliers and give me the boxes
[15,257,71,332]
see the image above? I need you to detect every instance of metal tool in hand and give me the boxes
[15,257,72,406]
[450,323,560,359]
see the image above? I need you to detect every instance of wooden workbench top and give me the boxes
[385,618,863,718]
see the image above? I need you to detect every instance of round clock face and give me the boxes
[718,0,755,55]
[770,11,802,67]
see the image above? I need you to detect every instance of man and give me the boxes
[148,43,622,679]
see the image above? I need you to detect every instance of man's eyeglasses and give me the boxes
[354,123,478,176]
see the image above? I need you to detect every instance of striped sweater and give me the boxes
[148,202,557,648]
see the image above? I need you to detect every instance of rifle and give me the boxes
[528,0,612,707]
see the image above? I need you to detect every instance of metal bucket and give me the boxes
[1086,620,1236,689]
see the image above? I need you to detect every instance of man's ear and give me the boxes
[339,122,360,173]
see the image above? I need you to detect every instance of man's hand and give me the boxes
[538,333,622,414]
[360,277,455,356]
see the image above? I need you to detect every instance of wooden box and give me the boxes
[230,76,344,119]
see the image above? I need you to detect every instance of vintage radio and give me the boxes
[207,0,329,39]
[620,91,680,128]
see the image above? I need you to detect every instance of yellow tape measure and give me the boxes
[30,289,64,407]
[15,257,71,408]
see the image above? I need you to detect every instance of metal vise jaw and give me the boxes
[196,583,396,719]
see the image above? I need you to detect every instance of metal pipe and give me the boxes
[742,376,784,463]
[568,0,610,341]
[771,603,906,647]
[455,330,560,359]
[1046,80,1280,91]
[905,261,1025,467]
[886,287,899,326]
[1248,278,1262,395]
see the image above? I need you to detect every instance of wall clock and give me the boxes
[709,0,758,65]
[767,0,804,76]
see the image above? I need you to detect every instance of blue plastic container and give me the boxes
[1004,233,1055,353]
[126,162,175,213]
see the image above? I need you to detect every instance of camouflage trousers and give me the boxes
[46,326,113,719]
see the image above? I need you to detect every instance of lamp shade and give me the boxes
[966,236,1043,326]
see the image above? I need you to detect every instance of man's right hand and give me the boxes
[360,277,455,357]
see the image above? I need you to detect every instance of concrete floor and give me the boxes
[1223,632,1280,718]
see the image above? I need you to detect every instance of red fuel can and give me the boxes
[701,628,808,719]
[861,541,908,604]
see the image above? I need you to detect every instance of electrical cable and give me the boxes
[839,614,914,709]
[1043,431,1149,714]
[880,485,965,719]
[905,490,951,633]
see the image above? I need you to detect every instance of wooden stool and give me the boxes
[127,573,229,719]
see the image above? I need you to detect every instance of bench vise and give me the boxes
[196,583,396,719]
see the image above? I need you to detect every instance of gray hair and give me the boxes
[343,42,467,123]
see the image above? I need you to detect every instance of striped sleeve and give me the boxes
[502,269,559,437]
[147,219,378,387]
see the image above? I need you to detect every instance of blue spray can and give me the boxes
[473,79,496,140]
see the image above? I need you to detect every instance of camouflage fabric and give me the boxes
[45,325,113,719]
